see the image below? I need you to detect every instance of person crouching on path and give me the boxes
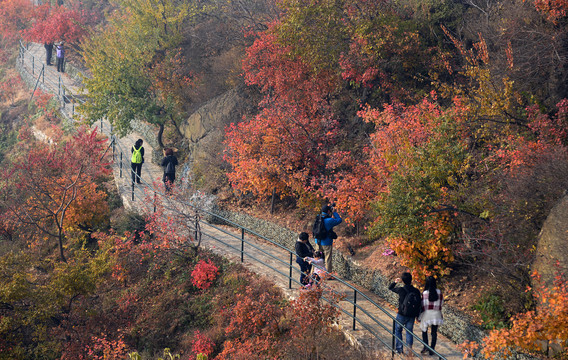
[131,139,144,184]
[419,276,444,356]
[314,204,342,277]
[295,232,314,286]
[389,272,422,354]
[161,148,178,194]
[303,251,325,287]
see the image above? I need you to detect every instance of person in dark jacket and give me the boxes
[44,43,53,65]
[295,232,314,286]
[131,139,144,184]
[161,148,178,194]
[389,272,421,354]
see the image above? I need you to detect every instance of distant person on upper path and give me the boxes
[295,231,314,286]
[131,139,144,185]
[55,42,64,73]
[389,272,422,354]
[161,148,178,194]
[312,203,342,277]
[418,276,444,356]
[44,43,53,66]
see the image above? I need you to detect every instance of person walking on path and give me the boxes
[419,276,444,356]
[161,148,178,193]
[389,272,422,354]
[295,232,314,286]
[313,203,342,276]
[44,43,53,65]
[55,42,65,73]
[131,139,144,184]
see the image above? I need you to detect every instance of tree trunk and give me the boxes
[58,231,66,262]
[157,123,165,149]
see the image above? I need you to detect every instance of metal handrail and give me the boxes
[108,135,446,360]
[19,41,85,120]
[18,41,447,360]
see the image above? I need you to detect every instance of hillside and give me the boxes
[1,0,568,358]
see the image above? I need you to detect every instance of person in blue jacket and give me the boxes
[314,203,342,275]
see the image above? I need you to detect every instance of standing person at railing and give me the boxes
[418,276,444,356]
[44,43,53,66]
[131,139,144,185]
[295,232,314,286]
[389,272,422,354]
[312,203,342,278]
[161,148,178,194]
[55,42,65,73]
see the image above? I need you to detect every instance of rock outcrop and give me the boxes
[533,194,568,289]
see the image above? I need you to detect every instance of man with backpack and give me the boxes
[131,139,145,184]
[389,272,422,354]
[312,203,342,277]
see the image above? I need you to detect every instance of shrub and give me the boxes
[191,259,219,290]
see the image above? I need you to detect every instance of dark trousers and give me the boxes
[422,325,438,353]
[163,173,175,193]
[56,57,64,72]
[131,162,142,184]
[296,258,312,285]
[45,47,53,65]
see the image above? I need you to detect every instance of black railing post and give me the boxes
[195,214,199,242]
[120,152,123,177]
[62,87,66,108]
[153,191,156,213]
[58,75,61,96]
[289,253,293,289]
[392,319,396,358]
[131,183,134,201]
[353,290,357,330]
[42,64,44,83]
[112,138,115,160]
[240,228,245,262]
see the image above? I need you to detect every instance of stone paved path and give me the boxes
[18,41,464,360]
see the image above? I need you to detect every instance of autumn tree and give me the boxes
[0,0,32,44]
[21,3,90,46]
[460,271,568,359]
[0,248,112,359]
[0,126,111,262]
[80,0,202,147]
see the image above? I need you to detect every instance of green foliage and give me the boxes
[276,0,349,73]
[0,247,111,359]
[80,0,206,141]
[472,290,510,330]
[370,117,468,240]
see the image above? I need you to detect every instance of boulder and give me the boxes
[533,194,568,289]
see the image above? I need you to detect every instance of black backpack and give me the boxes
[400,288,421,317]
[312,214,328,240]
[165,158,175,174]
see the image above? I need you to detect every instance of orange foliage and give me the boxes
[531,0,568,22]
[387,213,455,280]
[471,271,568,359]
